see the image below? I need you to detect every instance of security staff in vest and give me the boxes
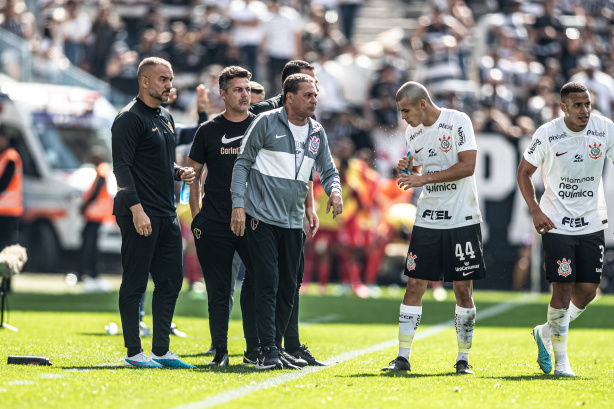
[0,126,23,292]
[112,57,196,368]
[78,147,113,289]
[249,60,325,366]
[230,74,343,370]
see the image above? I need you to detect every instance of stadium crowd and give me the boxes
[3,0,614,294]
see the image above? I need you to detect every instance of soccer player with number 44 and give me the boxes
[517,82,614,377]
[382,82,486,374]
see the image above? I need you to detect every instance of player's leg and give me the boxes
[236,236,261,365]
[540,232,578,376]
[382,226,441,371]
[116,215,158,366]
[148,216,193,368]
[446,224,486,375]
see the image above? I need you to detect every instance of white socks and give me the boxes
[547,305,571,365]
[398,304,422,361]
[455,305,476,363]
[568,302,585,322]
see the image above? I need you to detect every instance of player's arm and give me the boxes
[304,180,319,237]
[517,157,556,235]
[313,130,343,219]
[230,117,266,236]
[398,150,476,190]
[188,158,204,220]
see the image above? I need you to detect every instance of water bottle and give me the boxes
[180,181,190,205]
[400,151,412,174]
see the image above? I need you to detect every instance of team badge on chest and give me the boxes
[309,135,320,154]
[557,258,572,277]
[589,142,602,160]
[439,136,452,153]
[406,252,417,271]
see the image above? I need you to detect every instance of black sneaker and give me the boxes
[288,344,325,366]
[279,351,301,370]
[281,348,308,368]
[209,351,229,366]
[241,347,262,365]
[454,360,473,374]
[256,346,283,370]
[381,356,411,371]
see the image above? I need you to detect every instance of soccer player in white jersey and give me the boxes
[517,82,614,377]
[381,82,486,374]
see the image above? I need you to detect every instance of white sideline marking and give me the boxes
[174,294,536,409]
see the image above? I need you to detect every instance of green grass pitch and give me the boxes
[1,288,613,409]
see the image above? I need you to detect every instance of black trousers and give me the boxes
[116,215,183,351]
[79,221,101,279]
[283,231,306,349]
[191,215,258,350]
[245,214,303,348]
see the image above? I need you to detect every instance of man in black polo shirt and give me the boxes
[248,60,325,366]
[112,57,196,369]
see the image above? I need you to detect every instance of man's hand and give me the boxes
[231,207,246,236]
[130,204,152,237]
[306,207,319,237]
[531,208,556,235]
[397,154,413,173]
[178,167,196,184]
[196,84,209,114]
[397,173,425,190]
[326,191,343,219]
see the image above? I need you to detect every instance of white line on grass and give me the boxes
[174,293,536,409]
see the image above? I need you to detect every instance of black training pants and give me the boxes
[283,231,306,349]
[116,215,183,351]
[191,215,258,350]
[79,221,101,278]
[245,214,303,348]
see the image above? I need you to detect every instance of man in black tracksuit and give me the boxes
[231,73,343,370]
[247,60,325,366]
[112,57,196,368]
[187,66,267,367]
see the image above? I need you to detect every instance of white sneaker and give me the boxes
[124,352,162,368]
[150,350,195,368]
[554,361,575,377]
[83,277,111,293]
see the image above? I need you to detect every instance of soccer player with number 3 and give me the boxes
[382,82,486,374]
[517,82,614,377]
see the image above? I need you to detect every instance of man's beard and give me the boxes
[150,89,170,102]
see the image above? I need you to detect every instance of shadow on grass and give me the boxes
[484,374,594,381]
[344,372,456,378]
[182,352,243,359]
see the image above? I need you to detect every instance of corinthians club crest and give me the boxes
[439,136,452,153]
[406,252,417,271]
[557,258,572,277]
[309,135,320,154]
[589,142,602,160]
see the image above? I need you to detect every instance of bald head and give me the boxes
[396,81,433,105]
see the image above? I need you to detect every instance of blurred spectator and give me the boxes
[1,0,35,39]
[199,5,232,67]
[89,4,120,78]
[529,0,564,65]
[570,54,614,117]
[338,0,363,41]
[335,43,374,115]
[59,0,92,68]
[261,0,302,95]
[228,0,267,80]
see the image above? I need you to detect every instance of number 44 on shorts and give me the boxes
[455,242,476,261]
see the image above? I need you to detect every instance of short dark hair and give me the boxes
[560,82,588,100]
[137,57,171,80]
[219,66,252,92]
[281,60,315,87]
[283,73,315,98]
[250,81,265,95]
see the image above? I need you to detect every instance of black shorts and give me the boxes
[404,224,486,282]
[542,230,604,283]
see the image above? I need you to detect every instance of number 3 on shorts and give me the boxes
[455,242,476,261]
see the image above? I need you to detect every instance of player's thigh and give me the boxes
[405,226,444,281]
[443,224,486,282]
[542,232,578,283]
[575,230,604,284]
